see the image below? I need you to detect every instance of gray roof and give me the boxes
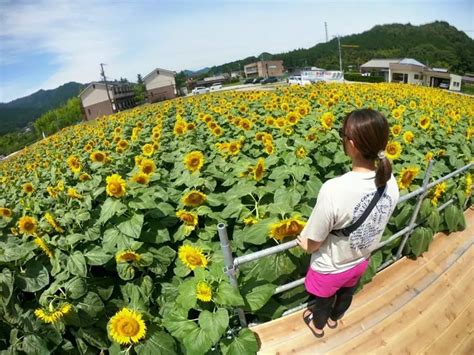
[398,58,426,67]
[360,59,401,69]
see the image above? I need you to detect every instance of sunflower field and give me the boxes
[0,83,473,354]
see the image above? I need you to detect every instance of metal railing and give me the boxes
[217,161,473,327]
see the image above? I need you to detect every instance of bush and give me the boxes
[344,73,385,83]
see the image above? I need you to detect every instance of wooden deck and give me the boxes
[253,208,474,354]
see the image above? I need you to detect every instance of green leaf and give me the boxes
[419,199,433,220]
[198,309,229,345]
[426,209,441,232]
[408,227,433,257]
[99,198,126,224]
[246,253,296,283]
[393,204,413,229]
[77,292,104,318]
[117,263,136,281]
[176,279,197,310]
[242,284,277,312]
[117,214,144,239]
[21,334,49,355]
[84,247,113,266]
[214,282,245,307]
[102,227,129,252]
[16,260,49,292]
[220,202,244,219]
[135,327,177,355]
[79,327,109,350]
[162,311,199,340]
[233,219,272,246]
[183,327,214,355]
[444,205,463,233]
[0,268,14,306]
[67,251,88,277]
[220,328,259,355]
[65,277,88,299]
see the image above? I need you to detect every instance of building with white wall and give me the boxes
[143,68,176,103]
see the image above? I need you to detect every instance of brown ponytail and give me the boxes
[342,109,392,188]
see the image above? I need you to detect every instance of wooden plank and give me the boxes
[255,209,474,354]
[256,239,472,353]
[450,333,474,355]
[326,248,473,354]
[421,301,474,354]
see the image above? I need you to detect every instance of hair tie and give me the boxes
[377,150,386,160]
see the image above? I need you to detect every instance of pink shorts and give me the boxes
[304,259,369,298]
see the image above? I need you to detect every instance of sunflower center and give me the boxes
[109,182,122,194]
[190,158,200,167]
[186,255,202,266]
[142,165,152,174]
[24,221,34,231]
[117,318,140,337]
[95,153,105,162]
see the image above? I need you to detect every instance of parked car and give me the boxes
[439,82,449,89]
[287,76,311,86]
[261,76,278,84]
[252,77,264,84]
[210,83,222,91]
[192,86,209,95]
[244,78,254,84]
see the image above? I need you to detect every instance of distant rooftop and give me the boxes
[361,58,426,69]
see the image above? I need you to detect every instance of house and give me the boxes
[360,59,401,82]
[360,58,462,91]
[143,68,176,103]
[244,60,284,78]
[79,82,136,121]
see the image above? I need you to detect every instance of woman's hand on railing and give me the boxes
[296,235,322,253]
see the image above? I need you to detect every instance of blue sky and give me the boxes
[0,0,472,102]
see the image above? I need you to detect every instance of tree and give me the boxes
[134,74,147,103]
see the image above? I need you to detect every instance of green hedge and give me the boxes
[344,73,385,83]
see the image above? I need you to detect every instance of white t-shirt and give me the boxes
[300,170,399,273]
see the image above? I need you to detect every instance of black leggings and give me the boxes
[309,283,359,330]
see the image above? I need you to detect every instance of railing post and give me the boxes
[217,222,248,328]
[395,159,435,260]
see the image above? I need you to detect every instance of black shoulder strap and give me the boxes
[333,184,387,237]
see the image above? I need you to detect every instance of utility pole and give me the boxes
[100,63,115,113]
[325,22,328,42]
[337,36,342,73]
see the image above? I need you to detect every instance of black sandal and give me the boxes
[303,309,324,338]
[327,318,338,329]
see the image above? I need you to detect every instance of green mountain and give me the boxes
[203,21,474,76]
[0,82,84,134]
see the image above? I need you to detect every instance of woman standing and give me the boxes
[297,108,400,338]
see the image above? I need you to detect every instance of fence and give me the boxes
[217,161,473,327]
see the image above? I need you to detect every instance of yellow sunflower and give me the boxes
[320,112,334,129]
[391,124,402,137]
[106,174,126,198]
[18,216,37,235]
[243,216,258,225]
[254,158,265,182]
[228,141,241,156]
[108,308,147,345]
[34,303,72,324]
[90,151,107,163]
[196,281,212,302]
[79,173,92,181]
[0,207,13,218]
[402,131,414,144]
[269,216,306,241]
[22,182,34,194]
[176,210,198,227]
[131,172,150,185]
[397,166,420,190]
[385,141,402,160]
[142,144,154,157]
[116,250,141,263]
[178,245,208,270]
[67,188,83,200]
[34,236,54,258]
[182,191,207,207]
[295,147,306,158]
[465,173,472,196]
[419,116,430,130]
[67,155,81,173]
[44,212,64,233]
[184,151,204,172]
